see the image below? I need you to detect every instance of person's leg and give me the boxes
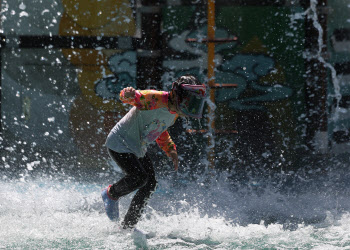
[122,153,157,229]
[102,148,149,221]
[107,149,149,199]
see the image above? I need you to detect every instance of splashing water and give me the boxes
[290,0,342,121]
[1,165,350,250]
[307,0,342,122]
[1,0,350,248]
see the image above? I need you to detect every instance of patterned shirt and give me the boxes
[105,89,178,158]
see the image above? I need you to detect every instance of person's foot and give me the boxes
[101,185,119,221]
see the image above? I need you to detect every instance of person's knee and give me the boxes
[134,174,157,191]
[133,172,149,188]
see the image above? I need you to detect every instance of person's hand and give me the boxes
[123,87,136,98]
[168,149,179,171]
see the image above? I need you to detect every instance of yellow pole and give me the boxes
[207,0,216,168]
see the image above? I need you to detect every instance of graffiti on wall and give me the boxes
[163,28,293,110]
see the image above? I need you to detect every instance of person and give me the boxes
[101,75,206,230]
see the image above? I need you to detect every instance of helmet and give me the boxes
[171,75,206,118]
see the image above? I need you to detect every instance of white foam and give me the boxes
[1,176,350,249]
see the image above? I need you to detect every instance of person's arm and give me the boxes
[120,87,169,110]
[156,130,179,171]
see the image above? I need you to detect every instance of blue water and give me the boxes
[1,167,350,249]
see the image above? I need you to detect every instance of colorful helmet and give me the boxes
[171,75,206,118]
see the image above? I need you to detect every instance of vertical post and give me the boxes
[136,0,163,89]
[301,0,328,153]
[207,0,216,167]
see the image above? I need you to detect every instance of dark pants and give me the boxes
[107,148,157,229]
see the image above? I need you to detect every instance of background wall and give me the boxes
[1,0,349,172]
